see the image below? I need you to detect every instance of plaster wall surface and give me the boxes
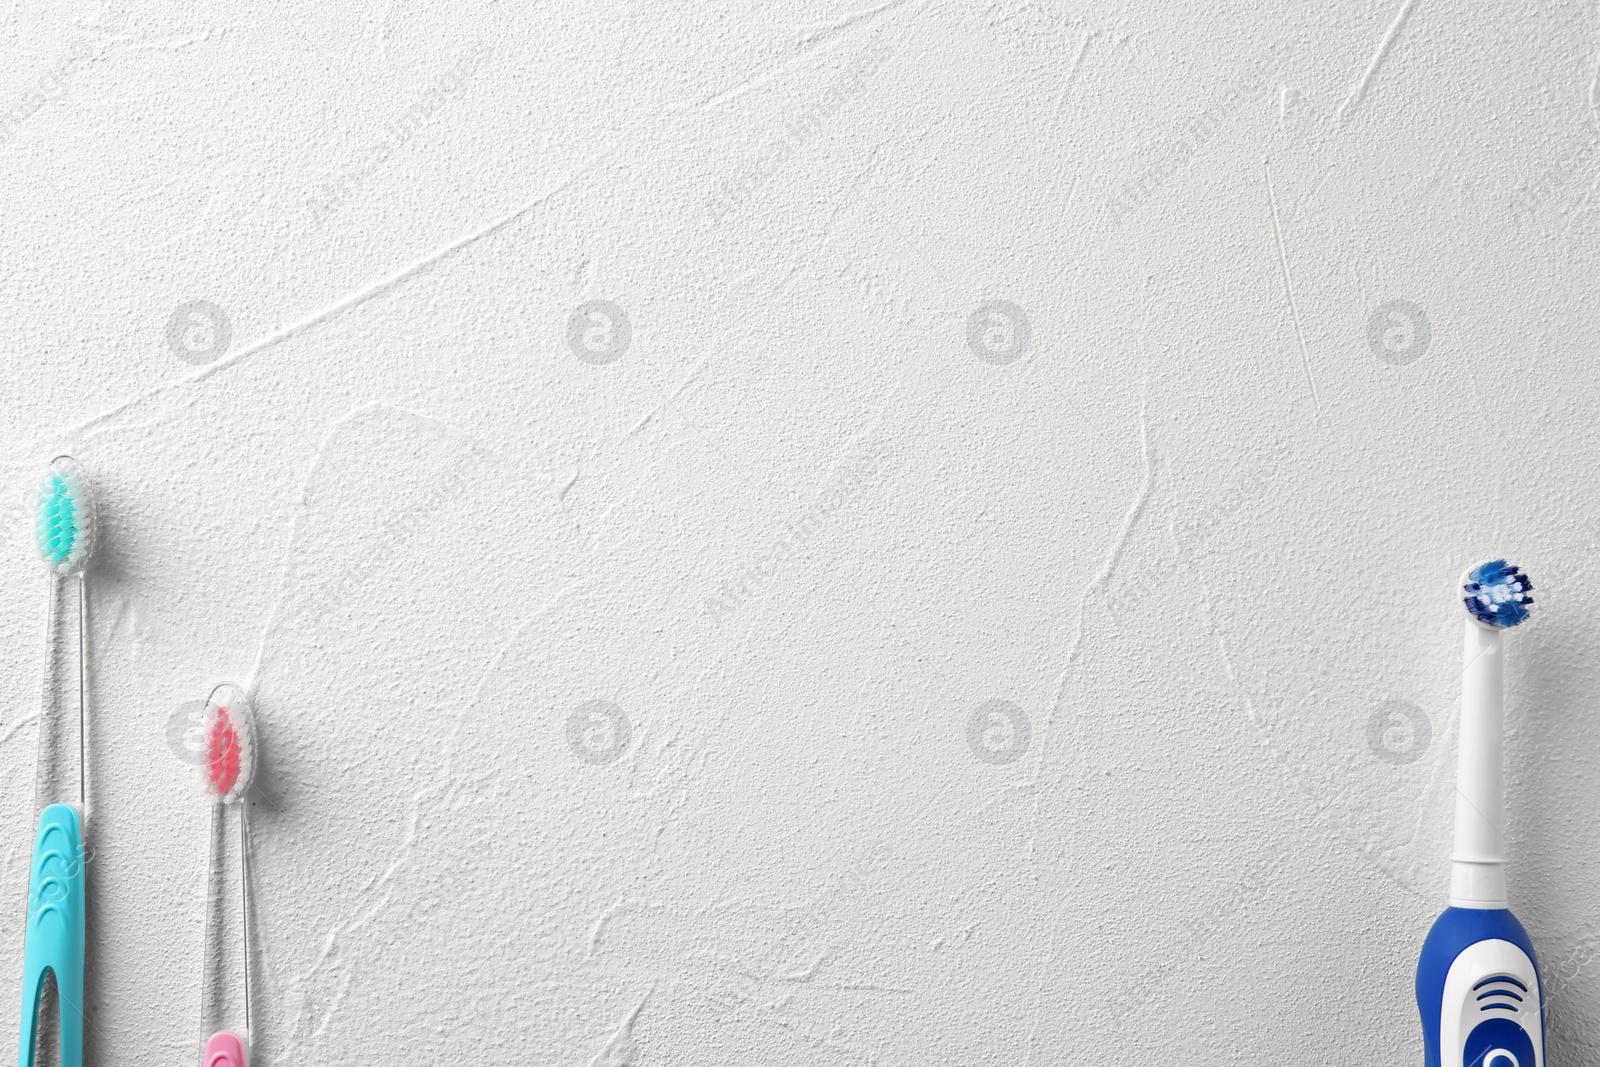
[0,1,1597,1063]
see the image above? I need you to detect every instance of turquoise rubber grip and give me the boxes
[17,804,85,1067]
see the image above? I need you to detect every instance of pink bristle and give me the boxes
[205,706,242,798]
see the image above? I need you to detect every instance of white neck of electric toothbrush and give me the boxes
[1450,618,1508,909]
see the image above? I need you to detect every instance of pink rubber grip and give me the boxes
[203,1031,246,1067]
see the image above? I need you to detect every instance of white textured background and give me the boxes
[1,0,1598,1063]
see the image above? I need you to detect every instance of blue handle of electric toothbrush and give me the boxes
[17,804,85,1067]
[1418,907,1544,1067]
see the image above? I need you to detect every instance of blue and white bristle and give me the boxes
[1462,560,1533,629]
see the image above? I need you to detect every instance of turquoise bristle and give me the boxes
[36,474,77,565]
[34,459,93,575]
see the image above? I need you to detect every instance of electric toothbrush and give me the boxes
[1416,560,1544,1067]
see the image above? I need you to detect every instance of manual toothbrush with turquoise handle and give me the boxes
[19,457,96,1067]
[1417,560,1544,1067]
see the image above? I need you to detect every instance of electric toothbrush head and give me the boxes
[1461,559,1533,630]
